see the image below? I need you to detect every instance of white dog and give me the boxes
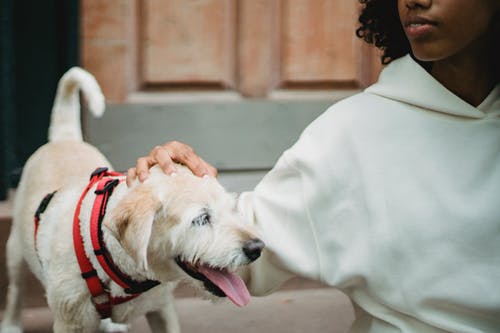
[0,68,264,333]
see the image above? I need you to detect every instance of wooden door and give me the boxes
[82,0,381,102]
[81,0,382,171]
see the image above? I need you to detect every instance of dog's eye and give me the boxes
[192,213,211,226]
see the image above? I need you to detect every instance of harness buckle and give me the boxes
[90,167,109,180]
[81,269,98,279]
[95,179,120,195]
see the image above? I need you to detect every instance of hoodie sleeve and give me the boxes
[237,152,316,295]
[236,104,350,296]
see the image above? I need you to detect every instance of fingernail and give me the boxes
[170,172,178,177]
[203,174,210,179]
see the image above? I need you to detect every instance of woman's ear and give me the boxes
[105,186,160,271]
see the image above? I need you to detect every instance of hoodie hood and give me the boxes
[365,55,500,119]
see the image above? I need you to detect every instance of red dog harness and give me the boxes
[72,167,160,318]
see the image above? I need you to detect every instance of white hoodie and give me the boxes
[238,55,500,332]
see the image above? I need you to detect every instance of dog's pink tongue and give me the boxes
[198,266,250,307]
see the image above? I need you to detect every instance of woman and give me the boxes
[129,0,500,331]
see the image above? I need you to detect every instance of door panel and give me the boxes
[281,0,359,85]
[142,0,236,87]
[81,0,138,101]
[237,0,281,97]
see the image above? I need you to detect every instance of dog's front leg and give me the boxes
[53,318,95,333]
[145,291,180,333]
[48,292,99,333]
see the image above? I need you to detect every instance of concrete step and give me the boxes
[1,288,354,333]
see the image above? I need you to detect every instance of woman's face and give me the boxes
[398,0,499,61]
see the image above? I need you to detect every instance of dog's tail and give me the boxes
[48,67,105,142]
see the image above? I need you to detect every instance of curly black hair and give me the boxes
[356,0,500,72]
[356,0,411,65]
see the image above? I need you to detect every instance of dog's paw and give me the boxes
[99,319,129,333]
[0,323,23,333]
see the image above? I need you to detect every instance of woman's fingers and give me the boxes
[126,141,218,186]
[151,145,178,175]
[126,155,158,186]
[156,142,217,177]
[199,156,218,178]
[137,155,159,180]
[126,167,138,187]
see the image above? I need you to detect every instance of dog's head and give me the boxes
[105,165,264,306]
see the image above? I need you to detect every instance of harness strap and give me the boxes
[72,167,160,319]
[73,168,117,318]
[89,178,160,294]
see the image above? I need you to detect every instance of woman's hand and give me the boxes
[126,141,218,186]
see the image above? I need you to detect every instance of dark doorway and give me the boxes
[0,0,79,199]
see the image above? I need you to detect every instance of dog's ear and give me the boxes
[105,186,160,271]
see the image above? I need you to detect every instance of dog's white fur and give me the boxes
[0,68,261,333]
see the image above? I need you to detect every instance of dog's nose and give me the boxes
[243,238,265,262]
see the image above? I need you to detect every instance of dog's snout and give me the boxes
[243,238,265,262]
